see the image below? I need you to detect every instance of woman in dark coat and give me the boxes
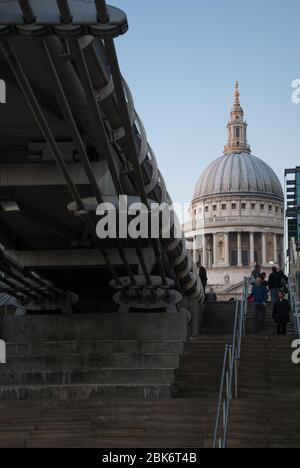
[272,291,290,335]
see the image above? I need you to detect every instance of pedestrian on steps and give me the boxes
[206,288,217,303]
[268,267,282,302]
[278,270,289,294]
[261,272,269,288]
[252,276,268,334]
[272,291,290,336]
[250,265,261,286]
[197,262,208,293]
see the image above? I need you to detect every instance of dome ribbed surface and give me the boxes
[193,153,283,200]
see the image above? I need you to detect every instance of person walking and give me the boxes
[197,262,208,292]
[261,272,269,288]
[278,270,288,294]
[272,291,290,335]
[268,267,282,302]
[252,276,268,333]
[260,272,270,301]
[206,288,217,303]
[250,265,261,286]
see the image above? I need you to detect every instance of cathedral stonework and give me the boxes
[184,83,284,299]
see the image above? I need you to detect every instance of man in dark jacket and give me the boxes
[268,267,282,302]
[272,291,290,335]
[279,270,288,294]
[250,265,261,286]
[197,262,208,291]
[252,276,268,333]
[261,272,269,288]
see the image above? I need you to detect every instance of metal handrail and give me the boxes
[213,277,249,448]
[288,238,300,337]
[289,279,300,338]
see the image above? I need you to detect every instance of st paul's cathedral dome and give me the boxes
[184,83,284,299]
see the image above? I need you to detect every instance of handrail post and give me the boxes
[226,370,230,400]
[228,346,232,400]
[223,400,226,431]
[234,358,238,400]
[213,345,229,448]
[288,278,300,338]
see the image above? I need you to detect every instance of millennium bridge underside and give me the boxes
[0,0,203,314]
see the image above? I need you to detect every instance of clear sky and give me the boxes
[109,0,300,206]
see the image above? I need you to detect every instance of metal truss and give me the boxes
[0,0,203,309]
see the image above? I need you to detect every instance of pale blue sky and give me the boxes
[109,0,300,205]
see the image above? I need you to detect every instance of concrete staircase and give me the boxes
[0,399,217,448]
[202,302,281,335]
[1,300,298,448]
[0,304,234,448]
[228,396,300,448]
[175,335,229,399]
[0,341,181,401]
[169,302,238,445]
[177,301,300,449]
[227,313,300,448]
[201,302,236,334]
[0,312,190,401]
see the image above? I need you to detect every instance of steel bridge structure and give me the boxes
[0,0,204,314]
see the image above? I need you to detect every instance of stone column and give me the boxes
[237,232,243,267]
[193,237,198,264]
[250,232,255,266]
[273,234,278,265]
[224,232,230,266]
[213,233,218,267]
[202,234,207,268]
[262,233,267,266]
[280,236,284,268]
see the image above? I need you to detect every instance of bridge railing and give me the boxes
[212,277,249,449]
[288,238,300,338]
[289,281,300,338]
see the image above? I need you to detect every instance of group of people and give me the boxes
[196,262,291,335]
[250,265,290,335]
[251,265,288,301]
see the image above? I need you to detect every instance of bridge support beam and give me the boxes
[7,248,155,270]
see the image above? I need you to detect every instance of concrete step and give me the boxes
[175,391,219,399]
[0,398,217,448]
[0,368,176,386]
[1,300,297,448]
[3,313,190,342]
[0,384,174,400]
[227,440,268,448]
[3,353,180,371]
[200,328,235,334]
[190,335,232,341]
[7,340,186,356]
[227,422,300,432]
[200,303,236,335]
[230,399,300,410]
[24,436,212,449]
